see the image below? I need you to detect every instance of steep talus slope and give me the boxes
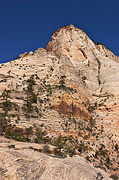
[0,25,119,179]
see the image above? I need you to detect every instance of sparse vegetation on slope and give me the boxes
[0,25,119,178]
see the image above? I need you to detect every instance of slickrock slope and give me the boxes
[0,25,119,179]
[0,137,112,180]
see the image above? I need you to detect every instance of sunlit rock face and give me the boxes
[47,25,119,177]
[0,25,119,178]
[0,137,112,180]
[46,24,119,98]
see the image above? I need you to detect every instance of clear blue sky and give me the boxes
[0,0,119,63]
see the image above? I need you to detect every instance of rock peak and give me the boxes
[0,25,119,179]
[46,25,117,61]
[46,24,88,56]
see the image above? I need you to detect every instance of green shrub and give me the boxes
[87,106,95,113]
[25,127,33,141]
[82,76,86,80]
[115,144,118,151]
[35,107,39,113]
[110,175,119,180]
[54,135,66,152]
[34,128,47,144]
[85,155,91,162]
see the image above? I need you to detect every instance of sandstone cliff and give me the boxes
[0,25,119,179]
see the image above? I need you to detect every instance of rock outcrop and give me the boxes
[0,137,112,180]
[0,25,119,179]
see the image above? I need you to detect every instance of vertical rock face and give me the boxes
[0,25,119,178]
[47,25,94,67]
[46,25,119,177]
[46,24,119,98]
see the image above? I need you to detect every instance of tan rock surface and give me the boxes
[46,24,119,98]
[0,137,112,180]
[0,25,119,178]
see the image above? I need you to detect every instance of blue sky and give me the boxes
[0,0,119,63]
